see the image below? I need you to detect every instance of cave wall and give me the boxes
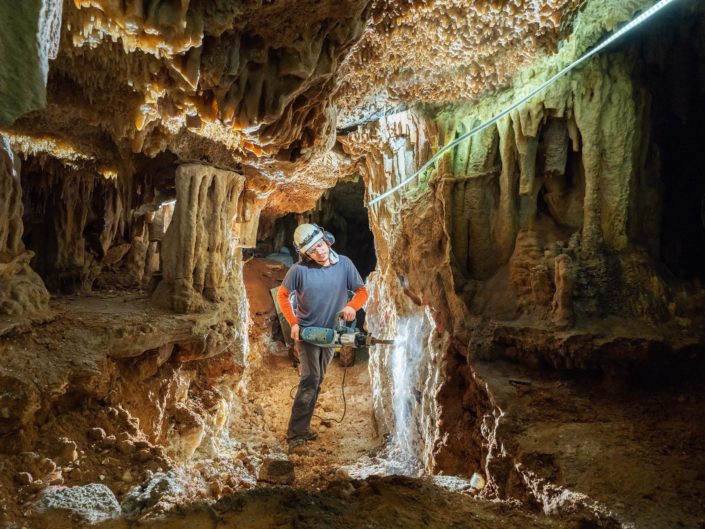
[345,2,705,506]
[366,271,449,474]
[0,0,62,126]
[345,109,480,474]
[435,52,668,334]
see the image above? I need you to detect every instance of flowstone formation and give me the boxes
[153,164,245,313]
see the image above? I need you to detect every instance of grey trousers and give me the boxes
[287,341,334,440]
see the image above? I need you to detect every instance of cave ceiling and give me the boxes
[3,0,585,217]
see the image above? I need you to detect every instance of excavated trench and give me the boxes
[1,1,705,529]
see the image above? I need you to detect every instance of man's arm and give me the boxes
[341,257,368,321]
[276,285,297,325]
[346,286,368,311]
[341,285,368,322]
[276,285,300,341]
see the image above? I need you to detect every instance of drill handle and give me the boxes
[335,310,357,333]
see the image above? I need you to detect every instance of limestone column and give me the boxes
[153,164,246,313]
[233,188,268,249]
[0,136,49,315]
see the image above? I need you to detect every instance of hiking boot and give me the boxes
[287,437,307,454]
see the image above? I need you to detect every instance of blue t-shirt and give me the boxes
[282,254,364,329]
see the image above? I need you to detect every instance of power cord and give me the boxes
[289,362,348,425]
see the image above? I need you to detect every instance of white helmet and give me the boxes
[293,223,325,254]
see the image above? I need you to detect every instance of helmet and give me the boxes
[293,223,325,255]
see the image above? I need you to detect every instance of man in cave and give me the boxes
[276,223,368,453]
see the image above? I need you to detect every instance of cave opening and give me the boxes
[639,14,705,283]
[259,177,377,279]
[319,178,377,279]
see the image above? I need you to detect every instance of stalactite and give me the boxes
[54,0,370,160]
[495,116,520,266]
[21,158,126,293]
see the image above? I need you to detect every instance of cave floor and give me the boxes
[477,359,705,529]
[2,266,703,528]
[230,353,382,488]
[93,475,585,529]
[0,290,230,405]
[0,289,580,529]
